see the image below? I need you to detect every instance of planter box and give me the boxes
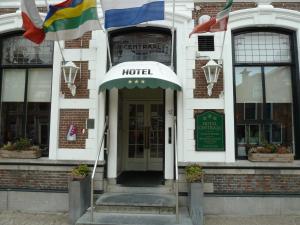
[188,182,204,225]
[0,149,41,159]
[248,152,294,162]
[68,175,91,225]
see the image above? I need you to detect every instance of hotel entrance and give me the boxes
[123,100,164,171]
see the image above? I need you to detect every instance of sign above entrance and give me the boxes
[98,61,182,92]
[195,111,225,151]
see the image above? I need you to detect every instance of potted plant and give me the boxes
[185,164,204,225]
[0,138,41,159]
[69,164,91,225]
[248,144,293,162]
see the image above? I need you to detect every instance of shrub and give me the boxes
[185,164,203,183]
[71,164,90,180]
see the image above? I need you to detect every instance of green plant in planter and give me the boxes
[185,164,204,183]
[71,164,90,180]
[2,138,37,151]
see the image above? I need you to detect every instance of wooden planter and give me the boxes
[0,149,42,159]
[248,152,294,162]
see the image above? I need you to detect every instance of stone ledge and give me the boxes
[178,160,300,169]
[0,157,105,166]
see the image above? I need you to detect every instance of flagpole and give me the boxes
[171,0,175,71]
[44,0,49,9]
[98,0,113,69]
[219,30,227,64]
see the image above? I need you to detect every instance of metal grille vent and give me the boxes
[198,36,214,51]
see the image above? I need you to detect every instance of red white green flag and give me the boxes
[189,0,233,37]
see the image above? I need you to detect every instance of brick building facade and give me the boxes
[0,0,300,216]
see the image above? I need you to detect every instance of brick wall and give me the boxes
[59,109,89,149]
[193,2,257,21]
[272,2,300,11]
[205,174,300,193]
[61,61,90,98]
[0,170,69,191]
[179,167,300,194]
[192,3,257,98]
[194,109,224,115]
[194,60,223,98]
[0,8,17,15]
[64,31,92,49]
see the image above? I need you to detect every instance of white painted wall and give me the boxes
[1,2,300,166]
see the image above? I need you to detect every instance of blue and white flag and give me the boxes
[101,0,164,29]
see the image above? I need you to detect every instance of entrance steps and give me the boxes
[76,209,193,225]
[76,188,193,225]
[106,184,174,194]
[95,193,176,214]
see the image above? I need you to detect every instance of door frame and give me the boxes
[122,99,164,171]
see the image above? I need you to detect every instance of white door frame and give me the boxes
[107,89,175,181]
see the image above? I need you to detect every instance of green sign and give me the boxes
[195,111,225,151]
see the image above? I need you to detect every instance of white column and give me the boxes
[223,31,235,163]
[49,42,63,160]
[107,88,118,178]
[165,89,174,180]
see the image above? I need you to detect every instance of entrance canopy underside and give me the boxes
[98,61,182,92]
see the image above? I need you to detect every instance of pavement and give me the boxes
[0,211,300,225]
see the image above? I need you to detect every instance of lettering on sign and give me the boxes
[122,69,153,75]
[195,111,225,151]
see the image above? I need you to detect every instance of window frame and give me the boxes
[108,26,176,71]
[0,32,53,149]
[232,27,300,160]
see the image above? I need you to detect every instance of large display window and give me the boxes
[233,29,299,159]
[0,34,54,156]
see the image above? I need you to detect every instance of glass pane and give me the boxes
[2,36,54,66]
[27,69,52,102]
[0,103,24,145]
[137,131,144,144]
[111,31,172,66]
[265,67,292,103]
[2,69,26,102]
[136,145,144,158]
[248,125,260,144]
[128,145,135,158]
[235,67,263,103]
[237,125,246,144]
[234,32,291,63]
[26,102,50,147]
[129,105,136,117]
[128,104,144,158]
[245,103,257,120]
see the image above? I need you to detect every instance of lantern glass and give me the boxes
[62,61,79,84]
[202,59,222,84]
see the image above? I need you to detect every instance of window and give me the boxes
[198,36,214,51]
[233,30,296,158]
[0,34,54,156]
[110,28,173,66]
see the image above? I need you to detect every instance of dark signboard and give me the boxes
[195,111,225,151]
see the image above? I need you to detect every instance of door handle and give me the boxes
[168,127,172,144]
[145,126,150,149]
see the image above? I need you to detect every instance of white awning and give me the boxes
[98,61,182,92]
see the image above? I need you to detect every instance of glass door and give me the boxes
[123,101,163,171]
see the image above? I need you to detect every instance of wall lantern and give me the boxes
[201,59,222,96]
[62,61,79,96]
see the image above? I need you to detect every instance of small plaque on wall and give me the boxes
[195,111,225,151]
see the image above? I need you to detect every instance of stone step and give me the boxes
[76,209,193,225]
[106,184,174,194]
[95,193,176,214]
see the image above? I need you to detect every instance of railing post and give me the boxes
[90,117,108,222]
[174,116,179,224]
